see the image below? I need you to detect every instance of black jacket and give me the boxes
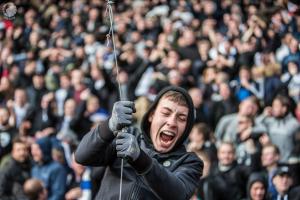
[75,86,203,200]
[0,156,31,200]
[206,162,250,200]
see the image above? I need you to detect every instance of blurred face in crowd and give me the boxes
[12,142,29,163]
[237,115,252,133]
[219,83,231,100]
[71,69,84,86]
[60,75,70,89]
[239,98,258,117]
[287,61,298,75]
[189,126,204,145]
[168,69,182,86]
[239,68,251,81]
[32,75,44,89]
[188,88,203,108]
[87,96,100,113]
[0,77,11,91]
[273,174,292,195]
[149,95,188,153]
[272,99,287,118]
[261,145,279,168]
[0,107,9,126]
[31,143,43,163]
[218,143,235,166]
[289,37,299,53]
[250,182,266,200]
[14,89,27,106]
[64,99,76,117]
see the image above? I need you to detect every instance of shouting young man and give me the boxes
[75,86,203,199]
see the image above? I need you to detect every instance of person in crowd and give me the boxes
[244,172,269,200]
[23,178,47,200]
[65,154,92,200]
[272,166,300,200]
[0,106,17,161]
[187,123,217,163]
[206,142,251,200]
[261,144,281,199]
[31,136,67,200]
[9,88,32,128]
[75,86,203,199]
[215,96,260,142]
[257,95,300,162]
[235,115,262,169]
[0,137,31,199]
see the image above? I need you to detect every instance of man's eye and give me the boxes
[161,112,169,116]
[178,116,187,122]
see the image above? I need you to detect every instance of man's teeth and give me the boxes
[162,131,175,136]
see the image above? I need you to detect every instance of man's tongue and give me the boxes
[161,133,174,143]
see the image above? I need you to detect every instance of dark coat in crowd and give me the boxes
[206,161,251,200]
[0,156,31,200]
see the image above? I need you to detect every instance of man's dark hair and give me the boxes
[193,123,212,141]
[162,90,188,107]
[12,136,25,146]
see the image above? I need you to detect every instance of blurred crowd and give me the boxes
[0,0,300,199]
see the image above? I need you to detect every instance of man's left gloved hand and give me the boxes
[116,131,140,161]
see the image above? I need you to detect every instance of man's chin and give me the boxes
[155,144,173,153]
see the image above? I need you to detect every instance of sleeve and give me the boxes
[48,165,67,200]
[130,151,203,200]
[75,121,117,166]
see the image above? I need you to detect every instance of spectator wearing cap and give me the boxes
[272,166,300,200]
[244,172,269,200]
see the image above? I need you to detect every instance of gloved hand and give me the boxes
[116,131,140,161]
[108,101,135,134]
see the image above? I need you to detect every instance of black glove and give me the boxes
[116,130,140,161]
[108,101,135,135]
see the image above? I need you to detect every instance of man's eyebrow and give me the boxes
[161,106,188,115]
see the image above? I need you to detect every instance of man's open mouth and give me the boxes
[160,131,176,146]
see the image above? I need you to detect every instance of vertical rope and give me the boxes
[106,1,124,200]
[106,0,124,101]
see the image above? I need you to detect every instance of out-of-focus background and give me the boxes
[0,0,300,200]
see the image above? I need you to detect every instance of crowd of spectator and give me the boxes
[0,0,300,199]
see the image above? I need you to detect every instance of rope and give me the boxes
[106,0,124,100]
[106,1,125,200]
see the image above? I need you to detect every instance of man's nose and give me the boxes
[166,114,177,127]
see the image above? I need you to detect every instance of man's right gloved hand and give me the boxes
[108,101,135,135]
